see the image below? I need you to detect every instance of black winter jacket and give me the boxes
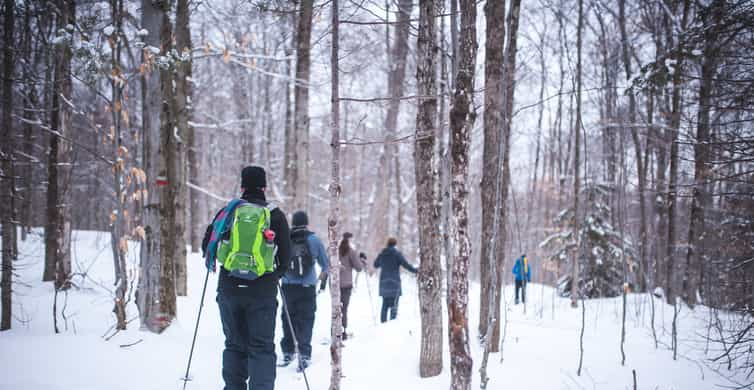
[373,245,417,297]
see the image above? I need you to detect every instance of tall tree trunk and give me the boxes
[137,0,166,333]
[571,0,583,309]
[448,1,477,388]
[368,0,413,258]
[479,0,506,343]
[439,5,453,289]
[20,5,36,241]
[47,0,75,291]
[283,10,295,204]
[172,0,191,297]
[293,0,314,211]
[665,0,690,305]
[328,1,342,388]
[109,0,129,330]
[415,0,443,378]
[158,0,177,326]
[684,0,722,306]
[1,0,16,332]
[618,0,648,292]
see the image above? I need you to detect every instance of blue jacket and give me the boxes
[374,245,417,297]
[512,256,531,282]
[282,229,329,286]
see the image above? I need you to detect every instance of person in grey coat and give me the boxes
[373,237,417,323]
[338,232,366,339]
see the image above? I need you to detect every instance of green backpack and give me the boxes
[216,203,277,280]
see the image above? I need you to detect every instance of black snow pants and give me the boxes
[217,291,278,390]
[280,284,316,358]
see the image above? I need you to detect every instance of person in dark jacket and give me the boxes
[512,254,531,304]
[202,166,291,390]
[338,232,366,339]
[280,210,329,370]
[373,237,417,323]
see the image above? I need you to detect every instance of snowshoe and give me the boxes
[277,353,295,367]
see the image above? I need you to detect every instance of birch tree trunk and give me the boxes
[1,0,15,332]
[328,1,343,388]
[293,0,314,211]
[137,0,167,333]
[415,0,443,378]
[448,1,477,388]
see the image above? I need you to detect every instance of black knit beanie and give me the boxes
[292,211,309,227]
[241,166,267,191]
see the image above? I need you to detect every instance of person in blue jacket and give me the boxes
[280,211,329,370]
[374,237,417,322]
[512,254,531,304]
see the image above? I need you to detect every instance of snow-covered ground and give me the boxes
[0,230,745,389]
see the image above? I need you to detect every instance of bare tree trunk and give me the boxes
[619,0,648,293]
[448,1,477,388]
[415,0,443,378]
[684,0,722,307]
[109,0,129,330]
[571,0,583,309]
[283,10,295,203]
[479,0,506,342]
[439,5,453,289]
[665,0,690,305]
[158,0,177,325]
[328,1,343,388]
[47,0,75,291]
[172,0,191,297]
[136,0,170,333]
[293,0,314,211]
[1,0,16,332]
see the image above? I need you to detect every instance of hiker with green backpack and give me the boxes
[202,166,291,390]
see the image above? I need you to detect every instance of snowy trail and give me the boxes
[0,231,743,389]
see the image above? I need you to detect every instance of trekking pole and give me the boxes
[279,283,311,390]
[181,268,211,390]
[364,273,377,325]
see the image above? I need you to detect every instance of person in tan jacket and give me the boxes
[338,232,366,339]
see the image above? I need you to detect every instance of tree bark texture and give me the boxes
[618,0,648,292]
[684,0,722,306]
[293,0,314,212]
[158,0,177,325]
[665,0,690,305]
[137,0,168,333]
[1,0,15,331]
[172,0,191,297]
[479,0,506,343]
[415,0,443,378]
[328,1,343,388]
[571,0,583,308]
[47,0,75,291]
[448,1,477,388]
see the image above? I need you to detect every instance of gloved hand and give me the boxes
[319,278,327,292]
[359,252,367,260]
